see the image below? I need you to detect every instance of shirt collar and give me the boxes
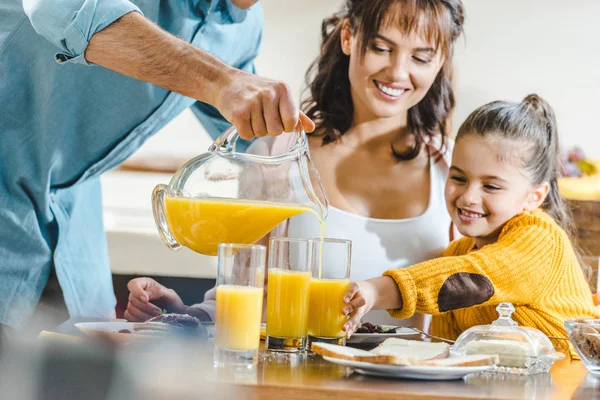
[223,0,249,23]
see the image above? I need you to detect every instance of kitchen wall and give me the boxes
[134,0,600,160]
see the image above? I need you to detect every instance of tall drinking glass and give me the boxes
[307,238,352,347]
[265,237,313,352]
[214,243,266,367]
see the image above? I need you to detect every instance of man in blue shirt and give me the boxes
[0,0,314,330]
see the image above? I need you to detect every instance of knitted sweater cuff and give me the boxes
[383,268,417,320]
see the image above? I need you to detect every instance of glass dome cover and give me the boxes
[451,303,565,374]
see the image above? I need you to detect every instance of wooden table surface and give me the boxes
[42,322,600,400]
[206,350,597,400]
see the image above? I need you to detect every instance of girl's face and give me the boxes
[341,22,444,123]
[445,135,549,248]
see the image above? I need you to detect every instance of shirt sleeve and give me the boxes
[383,215,562,319]
[22,0,142,65]
[190,286,217,321]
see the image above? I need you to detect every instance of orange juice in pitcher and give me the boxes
[164,197,311,256]
[152,127,328,256]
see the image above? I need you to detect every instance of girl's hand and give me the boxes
[341,281,377,338]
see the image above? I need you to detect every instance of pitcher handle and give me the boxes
[209,125,305,153]
[151,184,181,251]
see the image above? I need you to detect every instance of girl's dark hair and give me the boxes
[302,0,465,160]
[456,94,589,277]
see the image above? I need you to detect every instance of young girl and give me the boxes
[342,94,600,341]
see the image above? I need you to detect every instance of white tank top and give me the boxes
[286,156,451,325]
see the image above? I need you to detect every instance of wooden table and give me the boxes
[42,323,599,400]
[204,351,596,400]
[121,343,597,400]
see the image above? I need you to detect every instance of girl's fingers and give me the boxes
[343,282,361,303]
[343,308,365,338]
[342,294,366,316]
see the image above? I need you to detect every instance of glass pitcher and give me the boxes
[152,127,329,256]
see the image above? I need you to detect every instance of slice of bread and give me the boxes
[417,354,499,367]
[312,342,498,368]
[371,338,450,360]
[310,342,413,365]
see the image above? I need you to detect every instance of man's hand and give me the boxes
[125,277,185,322]
[85,12,314,141]
[214,69,315,139]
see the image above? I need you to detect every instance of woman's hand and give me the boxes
[341,280,377,338]
[125,277,186,322]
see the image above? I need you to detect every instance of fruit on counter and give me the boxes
[558,147,600,201]
[558,173,600,201]
[561,147,598,177]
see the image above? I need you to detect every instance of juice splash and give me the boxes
[164,196,316,255]
[215,285,263,350]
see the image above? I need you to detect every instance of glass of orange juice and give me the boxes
[266,237,313,352]
[214,243,266,367]
[307,238,352,348]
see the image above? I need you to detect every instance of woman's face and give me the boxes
[342,23,444,122]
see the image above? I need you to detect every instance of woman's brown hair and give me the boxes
[302,0,465,160]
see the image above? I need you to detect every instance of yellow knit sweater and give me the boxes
[384,210,599,345]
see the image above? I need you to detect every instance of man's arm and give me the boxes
[85,12,314,139]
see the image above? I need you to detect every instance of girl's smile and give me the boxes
[445,135,547,248]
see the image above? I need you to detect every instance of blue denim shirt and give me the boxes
[0,0,262,327]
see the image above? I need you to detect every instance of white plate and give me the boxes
[347,326,421,345]
[75,321,158,342]
[322,356,494,380]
